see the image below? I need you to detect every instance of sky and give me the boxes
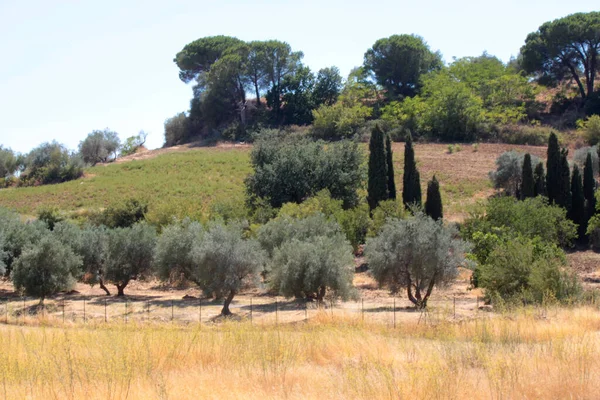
[0,0,598,153]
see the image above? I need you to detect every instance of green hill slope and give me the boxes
[0,147,251,221]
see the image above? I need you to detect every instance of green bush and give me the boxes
[311,102,372,140]
[91,198,148,228]
[577,115,600,146]
[478,237,580,305]
[496,124,555,146]
[20,141,84,186]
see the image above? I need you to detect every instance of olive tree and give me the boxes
[365,213,470,308]
[11,235,82,304]
[260,214,355,303]
[53,222,111,295]
[190,223,265,316]
[489,151,540,197]
[78,129,120,165]
[0,208,48,276]
[105,223,156,296]
[154,218,204,284]
[0,233,6,275]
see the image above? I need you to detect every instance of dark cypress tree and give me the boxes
[402,133,422,209]
[583,152,596,214]
[534,162,546,197]
[385,134,397,200]
[556,148,572,211]
[425,175,443,221]
[569,165,586,242]
[546,132,561,204]
[521,153,535,199]
[367,124,388,211]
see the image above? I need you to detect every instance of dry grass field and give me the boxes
[1,306,599,400]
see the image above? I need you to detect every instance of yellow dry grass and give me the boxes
[1,306,599,399]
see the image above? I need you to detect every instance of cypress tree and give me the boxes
[402,133,422,209]
[583,152,596,213]
[534,162,546,197]
[569,165,586,242]
[556,148,572,211]
[385,134,397,200]
[425,175,443,221]
[546,132,561,204]
[367,124,388,211]
[521,153,535,199]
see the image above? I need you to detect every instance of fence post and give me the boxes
[104,299,107,323]
[83,298,86,323]
[147,300,150,322]
[476,296,479,311]
[125,300,128,324]
[62,301,65,324]
[171,300,174,322]
[331,298,334,318]
[22,297,25,325]
[250,297,253,325]
[453,297,456,319]
[6,299,8,324]
[361,298,364,322]
[393,298,396,329]
[199,298,202,325]
[305,301,308,322]
[275,298,278,326]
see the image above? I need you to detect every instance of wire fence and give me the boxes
[0,294,495,327]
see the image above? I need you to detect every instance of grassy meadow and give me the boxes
[0,142,547,222]
[1,307,599,399]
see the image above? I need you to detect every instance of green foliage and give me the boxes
[78,129,120,166]
[365,212,470,308]
[521,153,535,199]
[312,66,343,107]
[0,146,19,181]
[91,198,148,228]
[367,125,388,211]
[497,125,555,146]
[154,218,204,284]
[246,133,364,209]
[265,213,355,302]
[577,115,600,146]
[364,34,443,99]
[385,134,396,199]
[402,134,421,208]
[546,132,561,204]
[164,112,191,146]
[534,162,547,197]
[190,222,265,315]
[0,232,6,275]
[369,199,405,237]
[120,131,148,157]
[104,223,156,296]
[557,148,572,211]
[276,190,371,252]
[425,176,443,220]
[478,237,580,304]
[0,208,48,275]
[37,207,64,230]
[463,196,577,249]
[573,146,599,176]
[20,141,83,186]
[12,235,82,302]
[583,153,596,219]
[569,165,586,241]
[520,12,600,100]
[311,102,372,140]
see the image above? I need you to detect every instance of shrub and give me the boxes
[12,235,82,303]
[0,146,19,180]
[369,199,405,236]
[91,198,148,228]
[311,102,372,140]
[78,129,120,165]
[496,124,555,146]
[577,115,600,146]
[0,208,48,275]
[246,133,364,209]
[365,212,470,308]
[478,237,580,304]
[573,146,599,176]
[20,141,83,185]
[37,207,64,230]
[489,151,540,197]
[164,112,191,147]
[463,196,577,249]
[120,131,148,157]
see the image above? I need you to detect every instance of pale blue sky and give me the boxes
[1,0,598,153]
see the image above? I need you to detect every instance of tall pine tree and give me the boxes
[425,175,443,221]
[534,162,546,197]
[557,148,572,211]
[385,134,396,200]
[521,153,535,199]
[546,132,561,204]
[368,124,388,211]
[570,165,586,242]
[402,133,421,209]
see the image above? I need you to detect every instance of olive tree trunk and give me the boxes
[221,290,236,316]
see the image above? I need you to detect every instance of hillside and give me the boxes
[0,142,548,221]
